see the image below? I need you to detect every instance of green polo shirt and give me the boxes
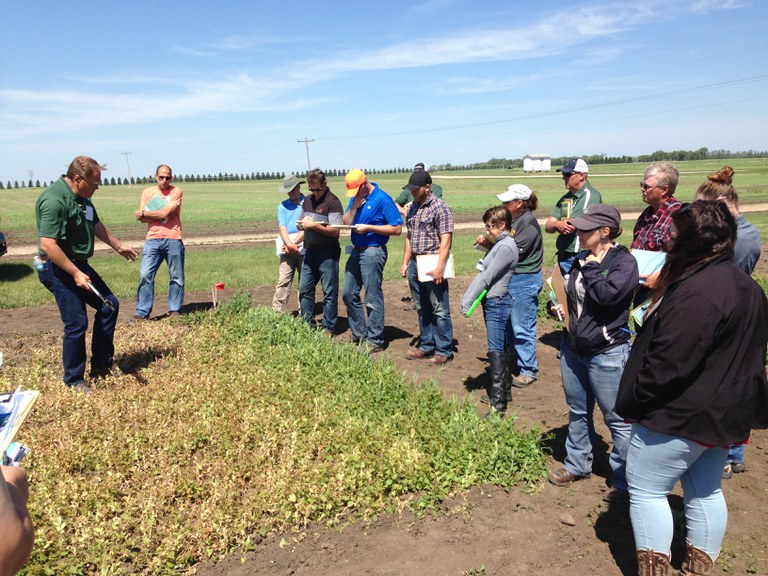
[35,177,100,260]
[550,181,602,255]
[395,182,443,207]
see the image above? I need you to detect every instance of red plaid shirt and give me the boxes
[631,196,682,252]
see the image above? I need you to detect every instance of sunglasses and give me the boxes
[158,175,172,181]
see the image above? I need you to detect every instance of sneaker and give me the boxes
[511,375,536,388]
[602,487,630,503]
[722,464,733,479]
[731,462,746,474]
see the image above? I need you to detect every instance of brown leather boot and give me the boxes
[636,549,670,576]
[681,542,715,575]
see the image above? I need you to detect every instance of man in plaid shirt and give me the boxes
[400,169,455,365]
[631,162,683,254]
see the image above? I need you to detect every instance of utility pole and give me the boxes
[297,138,314,175]
[122,151,133,186]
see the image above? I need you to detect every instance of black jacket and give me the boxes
[565,244,638,356]
[615,257,768,446]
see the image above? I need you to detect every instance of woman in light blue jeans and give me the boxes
[626,425,728,563]
[616,201,768,575]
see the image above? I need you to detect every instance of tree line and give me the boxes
[3,148,766,190]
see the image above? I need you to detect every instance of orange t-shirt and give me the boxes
[140,185,182,240]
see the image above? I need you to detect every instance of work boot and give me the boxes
[680,542,715,576]
[486,351,509,415]
[636,549,670,576]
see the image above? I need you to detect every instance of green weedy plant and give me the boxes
[15,294,546,575]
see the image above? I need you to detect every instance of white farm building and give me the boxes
[523,154,552,172]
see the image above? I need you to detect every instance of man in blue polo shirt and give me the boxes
[342,169,403,352]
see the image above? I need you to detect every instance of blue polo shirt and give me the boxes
[346,183,403,247]
[278,194,304,234]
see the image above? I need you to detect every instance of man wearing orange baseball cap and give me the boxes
[342,169,403,352]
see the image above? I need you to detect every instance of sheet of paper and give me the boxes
[275,232,305,256]
[631,249,667,279]
[416,253,455,282]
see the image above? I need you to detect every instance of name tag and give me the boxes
[86,206,94,221]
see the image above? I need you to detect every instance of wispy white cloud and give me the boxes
[690,0,746,12]
[0,0,752,143]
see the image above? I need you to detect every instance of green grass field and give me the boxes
[3,158,767,244]
[1,158,767,309]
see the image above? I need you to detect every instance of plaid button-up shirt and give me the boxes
[406,194,454,255]
[631,196,682,252]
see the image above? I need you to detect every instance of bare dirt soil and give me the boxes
[2,271,767,576]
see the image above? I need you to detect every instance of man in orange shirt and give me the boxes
[134,164,184,319]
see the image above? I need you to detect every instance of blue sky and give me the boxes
[1,0,766,183]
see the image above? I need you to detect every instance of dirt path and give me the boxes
[7,204,768,258]
[1,274,766,576]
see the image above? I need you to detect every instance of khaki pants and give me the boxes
[272,253,303,312]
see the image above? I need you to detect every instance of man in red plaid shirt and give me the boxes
[631,162,682,253]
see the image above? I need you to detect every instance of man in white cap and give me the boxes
[477,184,544,388]
[342,169,403,352]
[546,158,602,276]
[272,174,305,312]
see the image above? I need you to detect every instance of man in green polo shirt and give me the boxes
[545,157,602,276]
[35,156,137,393]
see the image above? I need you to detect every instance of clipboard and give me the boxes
[548,264,569,330]
[0,388,40,455]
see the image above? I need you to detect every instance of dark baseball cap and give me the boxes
[403,169,432,191]
[570,204,621,230]
[557,157,589,174]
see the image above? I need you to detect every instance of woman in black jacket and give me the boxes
[616,201,768,576]
[547,205,638,504]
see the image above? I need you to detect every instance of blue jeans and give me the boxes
[135,238,185,318]
[558,252,577,277]
[408,259,453,357]
[559,338,631,490]
[407,259,422,314]
[343,246,387,347]
[507,271,543,377]
[37,260,119,386]
[299,244,340,332]
[482,294,512,353]
[627,424,728,559]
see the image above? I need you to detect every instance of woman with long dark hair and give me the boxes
[616,200,768,576]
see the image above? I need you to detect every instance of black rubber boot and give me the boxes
[486,351,508,415]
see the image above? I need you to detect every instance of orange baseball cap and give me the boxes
[345,168,366,197]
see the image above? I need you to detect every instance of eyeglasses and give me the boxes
[309,186,324,192]
[77,176,100,188]
[640,181,661,191]
[158,175,172,181]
